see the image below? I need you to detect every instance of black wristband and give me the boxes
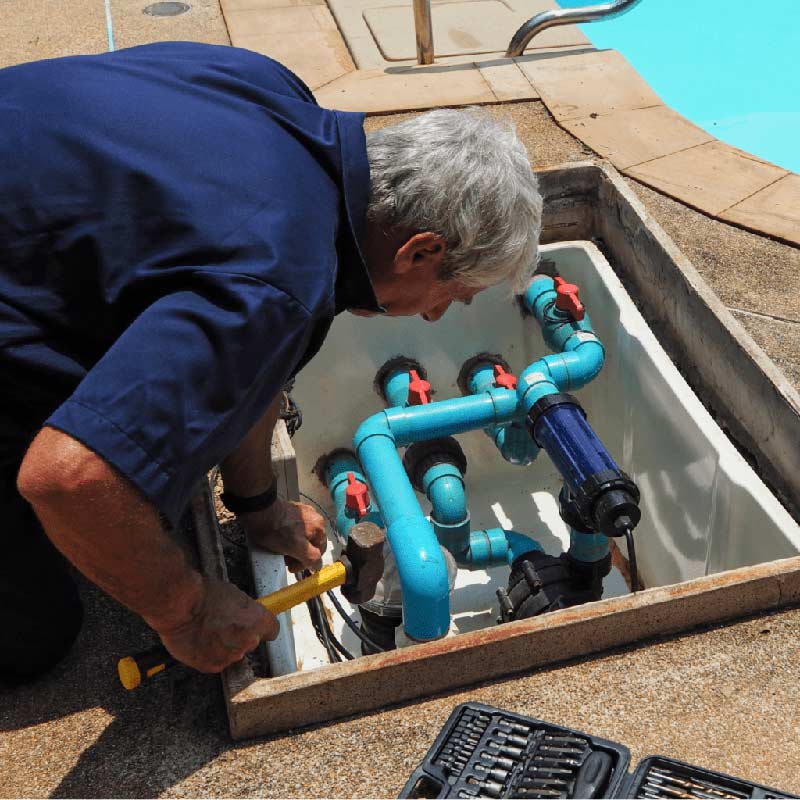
[221,477,279,514]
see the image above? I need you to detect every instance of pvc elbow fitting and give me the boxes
[424,466,467,527]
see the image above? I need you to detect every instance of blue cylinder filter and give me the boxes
[527,393,641,538]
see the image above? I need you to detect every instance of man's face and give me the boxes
[360,225,484,322]
[386,273,480,322]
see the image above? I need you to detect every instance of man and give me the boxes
[0,42,542,683]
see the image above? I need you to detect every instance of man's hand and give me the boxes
[240,497,327,572]
[152,577,279,673]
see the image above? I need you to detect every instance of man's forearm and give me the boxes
[220,394,281,497]
[17,427,204,634]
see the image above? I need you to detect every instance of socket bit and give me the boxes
[473,764,510,782]
[479,753,515,770]
[532,756,582,768]
[538,745,585,756]
[525,766,574,776]
[521,777,570,788]
[543,735,588,746]
[491,731,528,748]
[465,777,503,797]
[485,742,524,759]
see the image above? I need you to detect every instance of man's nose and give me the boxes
[422,300,451,322]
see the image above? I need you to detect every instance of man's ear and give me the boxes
[394,232,447,276]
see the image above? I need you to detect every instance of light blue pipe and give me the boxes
[383,368,412,409]
[567,528,609,563]
[517,276,605,413]
[467,363,540,466]
[422,461,471,558]
[423,462,468,526]
[420,460,542,568]
[377,389,521,447]
[325,453,384,538]
[354,424,451,641]
[462,529,544,567]
[350,275,606,638]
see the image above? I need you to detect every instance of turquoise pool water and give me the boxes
[558,0,800,173]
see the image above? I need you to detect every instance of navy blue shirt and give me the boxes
[0,42,380,524]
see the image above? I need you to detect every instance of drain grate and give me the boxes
[143,2,190,16]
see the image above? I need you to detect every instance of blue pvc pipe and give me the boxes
[466,361,540,465]
[423,462,468,526]
[325,453,384,538]
[383,368,411,409]
[461,529,544,567]
[567,528,609,563]
[354,425,451,641]
[517,277,606,412]
[378,389,520,448]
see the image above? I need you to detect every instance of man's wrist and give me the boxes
[143,570,206,635]
[220,476,279,514]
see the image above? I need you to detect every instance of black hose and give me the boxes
[624,528,639,593]
[307,595,341,662]
[326,589,385,654]
[299,494,386,653]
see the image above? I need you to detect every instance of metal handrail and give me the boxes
[506,0,643,58]
[413,0,435,64]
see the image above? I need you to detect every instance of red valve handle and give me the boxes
[345,472,370,518]
[554,276,585,321]
[407,369,431,405]
[493,364,517,390]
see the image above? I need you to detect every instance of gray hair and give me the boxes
[365,108,542,293]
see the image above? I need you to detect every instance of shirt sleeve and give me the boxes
[46,269,317,525]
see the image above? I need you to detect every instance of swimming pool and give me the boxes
[557,0,800,173]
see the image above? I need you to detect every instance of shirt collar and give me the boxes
[333,111,384,315]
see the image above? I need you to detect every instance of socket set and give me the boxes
[400,702,628,798]
[400,704,795,799]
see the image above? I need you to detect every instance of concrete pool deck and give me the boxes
[1,1,799,797]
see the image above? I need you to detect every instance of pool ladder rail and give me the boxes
[411,0,646,65]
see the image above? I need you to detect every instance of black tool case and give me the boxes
[400,703,795,799]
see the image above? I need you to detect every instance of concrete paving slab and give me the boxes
[0,0,108,68]
[365,1,518,61]
[364,0,587,61]
[224,4,338,37]
[563,105,714,170]
[224,0,324,9]
[316,63,496,112]
[517,49,663,122]
[221,1,354,88]
[627,141,790,218]
[477,58,539,101]
[234,31,353,88]
[720,173,800,247]
[112,0,230,49]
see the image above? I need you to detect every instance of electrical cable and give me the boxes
[299,492,387,653]
[325,588,385,654]
[300,570,356,662]
[306,594,341,662]
[624,528,639,593]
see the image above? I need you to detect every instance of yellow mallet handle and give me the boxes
[257,561,347,615]
[117,561,349,690]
